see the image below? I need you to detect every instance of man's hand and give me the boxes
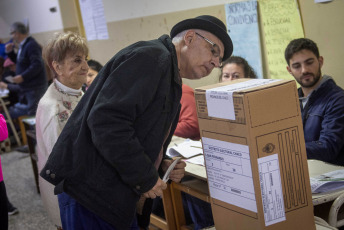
[5,43,14,53]
[143,177,167,199]
[0,82,8,89]
[13,75,23,84]
[162,159,186,183]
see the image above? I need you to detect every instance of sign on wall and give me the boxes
[79,0,109,40]
[259,0,304,79]
[225,0,263,79]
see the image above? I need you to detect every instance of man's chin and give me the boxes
[301,80,317,88]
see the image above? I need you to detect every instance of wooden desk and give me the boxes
[169,160,344,230]
[203,222,338,230]
[150,183,177,230]
[308,160,344,228]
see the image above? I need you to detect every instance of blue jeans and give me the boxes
[8,87,46,119]
[182,193,214,230]
[58,192,139,230]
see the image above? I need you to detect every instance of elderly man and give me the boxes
[0,22,47,119]
[285,38,344,165]
[41,15,233,230]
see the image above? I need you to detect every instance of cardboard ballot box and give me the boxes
[195,79,315,230]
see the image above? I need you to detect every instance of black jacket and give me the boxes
[40,35,182,229]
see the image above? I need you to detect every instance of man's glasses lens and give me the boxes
[195,32,222,65]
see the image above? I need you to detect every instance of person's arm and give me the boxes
[0,82,21,93]
[5,43,17,63]
[36,102,62,167]
[0,114,8,141]
[174,88,200,140]
[306,96,344,163]
[87,51,168,194]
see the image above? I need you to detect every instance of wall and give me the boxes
[0,0,343,88]
[298,0,344,88]
[87,5,228,89]
[0,0,63,37]
[0,0,238,88]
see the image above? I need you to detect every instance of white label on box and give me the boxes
[206,79,280,120]
[258,154,286,226]
[202,137,257,212]
[206,90,235,120]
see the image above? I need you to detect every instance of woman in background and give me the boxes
[219,56,257,82]
[36,31,89,229]
[82,59,103,92]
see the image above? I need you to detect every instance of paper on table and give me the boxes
[310,169,344,193]
[185,155,205,166]
[162,157,182,182]
[167,139,203,159]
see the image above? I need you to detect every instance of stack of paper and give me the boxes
[310,169,344,193]
[167,139,205,166]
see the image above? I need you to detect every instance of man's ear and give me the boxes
[318,56,324,68]
[286,65,292,75]
[184,30,196,46]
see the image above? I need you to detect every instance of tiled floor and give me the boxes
[1,149,56,230]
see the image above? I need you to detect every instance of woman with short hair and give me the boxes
[36,31,89,229]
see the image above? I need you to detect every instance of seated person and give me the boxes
[284,38,344,165]
[219,55,257,82]
[0,22,47,119]
[174,84,200,140]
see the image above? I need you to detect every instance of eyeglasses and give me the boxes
[195,32,222,67]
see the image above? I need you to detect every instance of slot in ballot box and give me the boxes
[195,79,315,230]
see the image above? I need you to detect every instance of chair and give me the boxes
[17,115,29,145]
[0,96,21,146]
[22,117,39,193]
[150,183,177,230]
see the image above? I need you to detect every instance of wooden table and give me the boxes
[166,160,344,230]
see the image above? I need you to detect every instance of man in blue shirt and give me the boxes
[285,38,344,165]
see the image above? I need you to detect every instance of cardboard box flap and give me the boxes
[195,79,293,94]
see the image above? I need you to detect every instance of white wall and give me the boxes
[0,0,63,38]
[103,0,238,22]
[0,0,238,38]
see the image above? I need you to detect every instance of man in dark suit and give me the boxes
[0,22,47,119]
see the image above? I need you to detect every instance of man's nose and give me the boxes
[83,61,89,70]
[211,57,222,68]
[301,64,309,74]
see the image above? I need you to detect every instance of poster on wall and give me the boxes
[79,0,109,40]
[259,0,304,80]
[225,0,263,79]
